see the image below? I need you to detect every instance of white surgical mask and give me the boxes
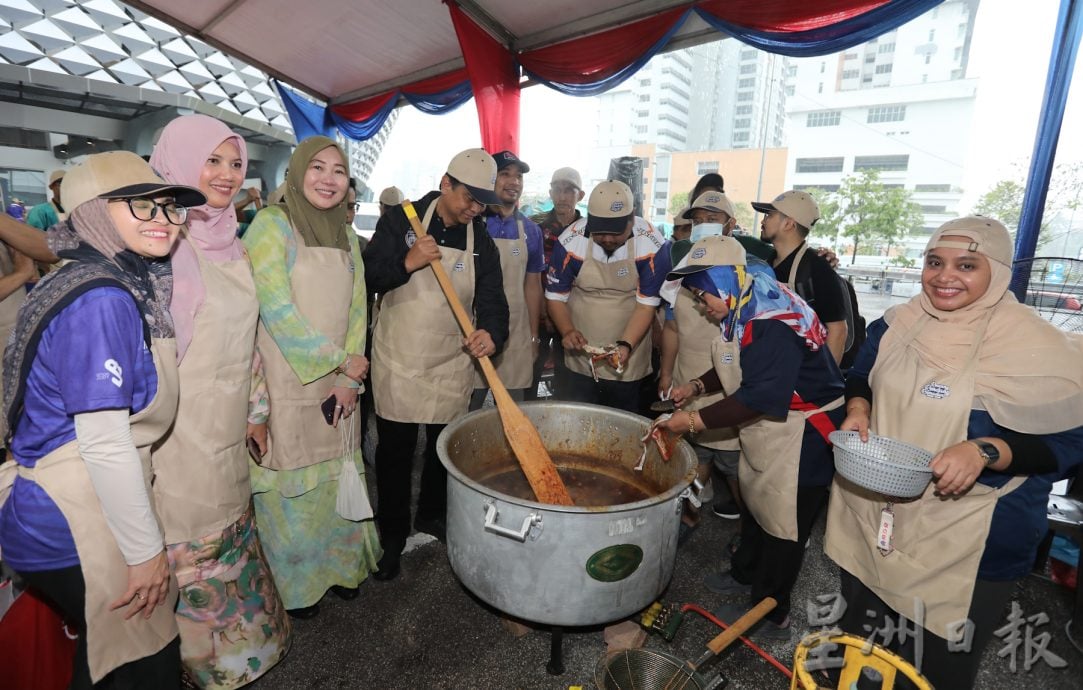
[691,223,726,242]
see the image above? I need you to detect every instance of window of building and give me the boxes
[737,92,753,102]
[863,75,873,83]
[954,47,963,61]
[785,85,795,96]
[795,157,845,173]
[786,65,798,77]
[638,94,650,102]
[820,62,826,73]
[865,54,876,63]
[740,49,758,61]
[735,105,753,115]
[794,184,840,193]
[740,64,756,75]
[636,110,648,117]
[818,83,824,94]
[635,125,648,134]
[640,78,651,86]
[734,118,751,129]
[920,205,947,213]
[878,43,895,54]
[853,155,909,172]
[0,127,49,150]
[875,64,893,74]
[928,29,935,41]
[738,78,756,88]
[951,68,964,79]
[842,69,860,79]
[733,132,750,143]
[807,111,841,127]
[914,183,951,193]
[697,161,719,175]
[843,52,858,60]
[867,105,906,123]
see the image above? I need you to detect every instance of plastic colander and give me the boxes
[829,431,934,498]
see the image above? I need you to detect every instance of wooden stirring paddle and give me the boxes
[401,200,573,506]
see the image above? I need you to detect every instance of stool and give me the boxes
[790,631,933,690]
[1044,493,1083,646]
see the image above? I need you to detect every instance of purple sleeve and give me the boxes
[53,289,145,415]
[635,243,672,299]
[544,240,582,298]
[523,217,545,273]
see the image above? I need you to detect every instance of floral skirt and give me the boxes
[166,505,291,690]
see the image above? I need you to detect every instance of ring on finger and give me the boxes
[137,592,146,600]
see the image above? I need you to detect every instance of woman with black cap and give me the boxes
[0,150,205,687]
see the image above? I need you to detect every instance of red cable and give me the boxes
[680,602,795,680]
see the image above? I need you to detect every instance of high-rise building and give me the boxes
[784,0,981,249]
[342,108,399,198]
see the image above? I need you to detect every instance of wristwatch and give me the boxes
[968,440,1000,466]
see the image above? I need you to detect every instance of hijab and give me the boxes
[661,235,826,351]
[3,199,174,440]
[879,216,1083,434]
[150,114,247,361]
[278,136,350,252]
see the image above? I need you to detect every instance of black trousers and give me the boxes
[525,329,564,401]
[838,568,1016,690]
[730,484,829,625]
[374,415,447,548]
[561,370,644,414]
[17,566,180,690]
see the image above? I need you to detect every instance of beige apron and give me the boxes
[565,238,651,381]
[372,202,476,424]
[474,218,532,389]
[673,288,737,451]
[257,229,356,471]
[712,335,843,542]
[0,339,180,682]
[152,240,258,543]
[0,245,26,444]
[824,312,1026,641]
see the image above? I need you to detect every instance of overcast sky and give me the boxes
[367,1,1080,211]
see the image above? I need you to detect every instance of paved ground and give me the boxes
[252,416,1082,690]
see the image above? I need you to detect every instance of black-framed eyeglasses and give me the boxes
[115,198,187,225]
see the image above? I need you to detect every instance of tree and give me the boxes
[668,191,689,219]
[969,162,1083,250]
[814,171,923,264]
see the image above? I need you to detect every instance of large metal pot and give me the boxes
[437,401,697,627]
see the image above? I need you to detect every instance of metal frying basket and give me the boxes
[830,431,934,498]
[594,649,717,690]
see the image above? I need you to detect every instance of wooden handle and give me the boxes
[705,597,777,655]
[401,200,573,506]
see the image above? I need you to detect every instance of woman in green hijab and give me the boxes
[243,137,380,619]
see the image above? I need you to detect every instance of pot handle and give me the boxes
[483,502,543,542]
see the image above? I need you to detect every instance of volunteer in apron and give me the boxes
[826,217,1083,689]
[244,137,379,619]
[545,180,672,413]
[0,151,203,687]
[149,114,290,687]
[0,243,36,449]
[364,148,509,581]
[470,151,545,408]
[656,235,844,641]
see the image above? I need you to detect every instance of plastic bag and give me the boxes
[335,414,373,521]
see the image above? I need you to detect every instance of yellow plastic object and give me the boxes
[790,631,934,690]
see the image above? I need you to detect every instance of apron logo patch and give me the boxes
[691,247,706,259]
[718,352,734,365]
[616,267,629,277]
[405,229,417,248]
[920,382,950,399]
[511,247,521,256]
[454,261,466,272]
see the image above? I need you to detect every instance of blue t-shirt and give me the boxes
[0,287,157,571]
[484,211,546,274]
[732,319,845,486]
[851,317,1083,579]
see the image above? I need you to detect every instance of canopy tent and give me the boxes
[122,0,1081,290]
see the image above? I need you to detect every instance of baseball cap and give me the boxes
[446,148,499,206]
[585,180,634,235]
[673,208,692,227]
[550,166,582,191]
[493,150,530,173]
[48,169,66,187]
[378,185,403,206]
[62,150,205,212]
[666,235,747,279]
[751,190,820,229]
[683,191,736,220]
[926,216,1013,267]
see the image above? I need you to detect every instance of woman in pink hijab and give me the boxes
[148,114,290,689]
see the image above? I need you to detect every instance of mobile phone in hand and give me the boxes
[321,395,337,426]
[247,437,263,465]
